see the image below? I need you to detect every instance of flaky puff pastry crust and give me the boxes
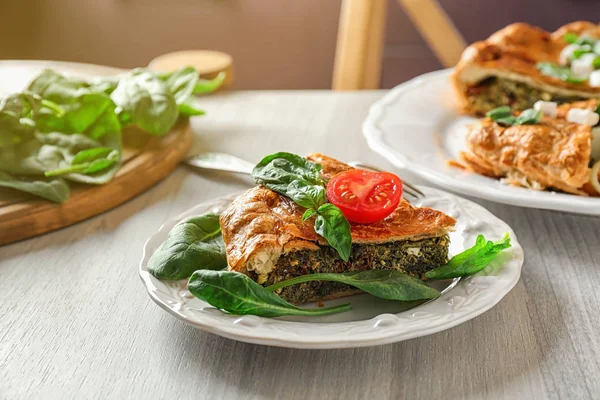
[220,154,456,275]
[460,117,592,194]
[453,22,600,114]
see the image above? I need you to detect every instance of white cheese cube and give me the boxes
[567,108,600,126]
[560,44,579,65]
[590,70,600,87]
[571,53,596,79]
[533,100,558,117]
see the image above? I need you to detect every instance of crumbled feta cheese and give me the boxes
[560,44,579,65]
[571,53,596,79]
[590,70,600,87]
[407,247,420,256]
[567,108,600,126]
[533,100,557,117]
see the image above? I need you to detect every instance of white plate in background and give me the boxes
[363,69,600,216]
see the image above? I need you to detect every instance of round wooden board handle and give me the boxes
[149,50,234,88]
[0,123,193,246]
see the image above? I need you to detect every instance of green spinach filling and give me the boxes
[467,77,583,115]
[258,235,450,304]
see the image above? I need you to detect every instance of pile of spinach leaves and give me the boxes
[0,67,224,203]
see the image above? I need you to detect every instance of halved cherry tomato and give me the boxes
[326,169,403,224]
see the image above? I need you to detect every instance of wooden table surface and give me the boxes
[2,91,600,400]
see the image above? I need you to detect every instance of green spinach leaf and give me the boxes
[166,66,198,106]
[28,69,117,136]
[425,233,512,280]
[178,102,205,117]
[266,269,440,301]
[314,203,352,262]
[110,68,178,136]
[193,72,226,95]
[0,95,36,148]
[188,270,352,317]
[0,131,121,184]
[45,147,119,177]
[148,214,228,280]
[0,171,69,203]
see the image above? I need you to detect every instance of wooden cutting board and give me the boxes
[0,122,192,246]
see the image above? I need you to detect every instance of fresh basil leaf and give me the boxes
[564,32,578,44]
[537,62,586,84]
[314,203,352,262]
[515,108,542,125]
[252,152,324,190]
[302,208,318,222]
[266,269,440,301]
[425,233,511,280]
[485,105,512,120]
[148,214,228,280]
[252,152,352,260]
[110,68,178,136]
[178,102,205,117]
[166,66,199,106]
[188,270,352,317]
[0,171,69,203]
[286,180,327,209]
[193,72,226,95]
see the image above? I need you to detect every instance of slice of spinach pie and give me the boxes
[219,154,456,304]
[453,21,600,116]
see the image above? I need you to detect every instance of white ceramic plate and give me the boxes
[363,69,600,216]
[139,186,524,349]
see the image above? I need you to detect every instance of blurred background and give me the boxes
[1,0,598,89]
